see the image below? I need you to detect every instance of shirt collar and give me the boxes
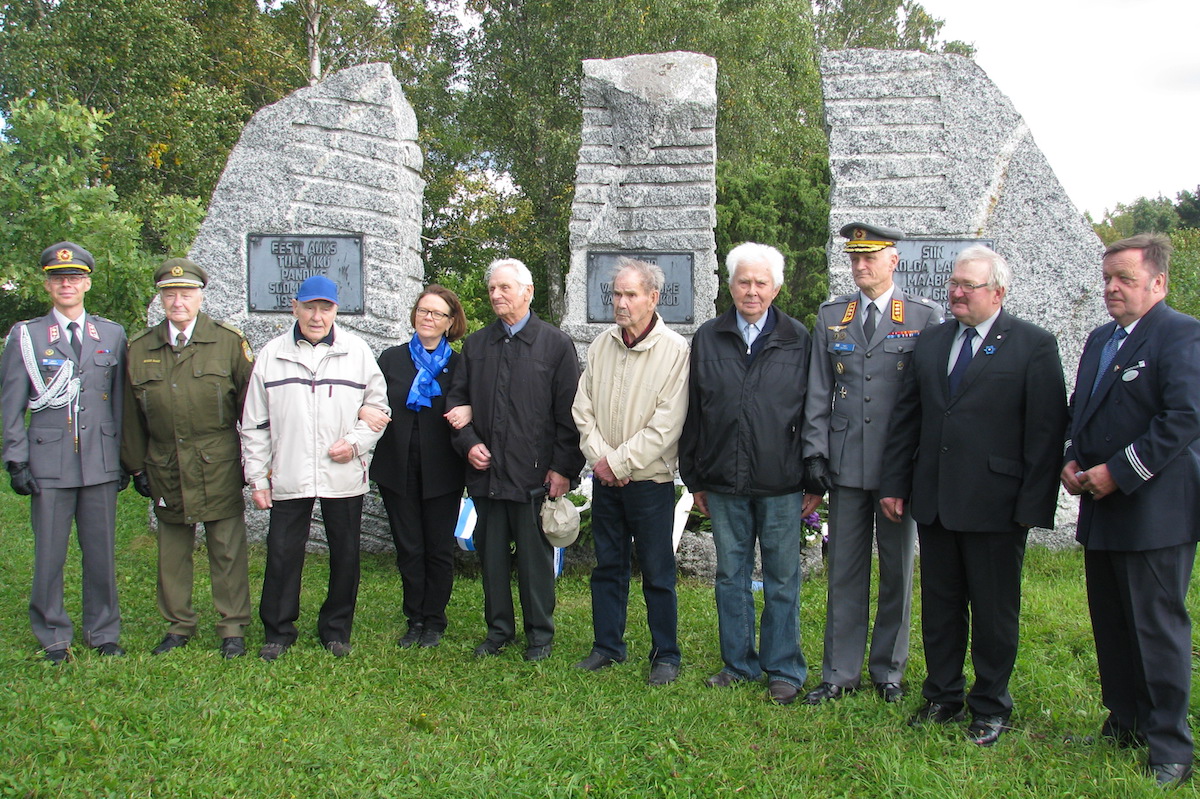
[959,307,1002,341]
[860,285,895,313]
[168,317,199,343]
[503,311,532,338]
[52,308,85,332]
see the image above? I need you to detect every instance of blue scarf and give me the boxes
[406,336,452,411]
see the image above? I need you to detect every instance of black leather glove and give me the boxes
[5,461,40,496]
[803,455,833,496]
[133,471,152,498]
[118,471,131,492]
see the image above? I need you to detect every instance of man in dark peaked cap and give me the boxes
[1,242,127,662]
[802,223,942,706]
[122,258,255,659]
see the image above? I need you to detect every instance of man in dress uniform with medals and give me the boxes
[0,242,127,662]
[122,258,255,659]
[802,223,942,704]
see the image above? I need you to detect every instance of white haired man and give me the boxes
[680,242,821,704]
[447,258,585,662]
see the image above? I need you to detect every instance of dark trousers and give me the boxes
[1086,543,1195,765]
[472,497,555,647]
[589,479,680,665]
[917,519,1027,717]
[379,484,460,632]
[260,495,363,646]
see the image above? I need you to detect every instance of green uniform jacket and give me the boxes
[121,313,254,525]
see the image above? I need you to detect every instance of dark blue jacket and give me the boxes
[1066,300,1200,551]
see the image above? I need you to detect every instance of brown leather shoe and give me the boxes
[768,680,799,705]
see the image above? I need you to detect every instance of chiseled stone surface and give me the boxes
[184,63,425,552]
[564,52,720,354]
[821,49,1106,547]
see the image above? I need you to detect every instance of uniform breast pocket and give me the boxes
[194,361,234,426]
[882,340,914,381]
[92,353,118,382]
[130,370,165,415]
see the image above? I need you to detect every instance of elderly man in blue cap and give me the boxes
[241,275,389,660]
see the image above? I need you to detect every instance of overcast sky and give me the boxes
[916,0,1200,220]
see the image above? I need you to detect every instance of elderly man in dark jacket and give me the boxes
[680,242,820,705]
[448,258,584,662]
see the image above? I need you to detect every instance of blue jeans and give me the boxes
[707,491,807,687]
[589,479,680,665]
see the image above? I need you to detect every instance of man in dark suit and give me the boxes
[1,242,127,662]
[880,244,1066,745]
[1061,233,1199,789]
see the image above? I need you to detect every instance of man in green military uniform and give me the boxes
[122,258,255,658]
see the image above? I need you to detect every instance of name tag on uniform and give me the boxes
[40,358,66,366]
[833,342,856,353]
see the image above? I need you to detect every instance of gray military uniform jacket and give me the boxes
[802,288,942,490]
[1,311,126,487]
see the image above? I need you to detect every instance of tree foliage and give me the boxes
[0,98,156,335]
[813,0,974,56]
[715,161,831,328]
[1092,187,1200,245]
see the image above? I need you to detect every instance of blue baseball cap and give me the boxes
[295,275,339,304]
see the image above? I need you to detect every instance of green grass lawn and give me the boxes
[0,489,1196,798]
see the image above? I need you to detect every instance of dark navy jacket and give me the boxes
[1066,300,1200,551]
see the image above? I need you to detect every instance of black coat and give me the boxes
[679,307,812,496]
[1066,300,1200,551]
[879,308,1067,532]
[447,313,584,502]
[370,341,465,499]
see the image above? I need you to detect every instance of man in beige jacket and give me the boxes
[571,258,690,685]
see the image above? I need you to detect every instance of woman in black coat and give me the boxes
[371,286,469,648]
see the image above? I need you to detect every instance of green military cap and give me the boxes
[839,222,905,253]
[155,257,208,289]
[40,241,94,275]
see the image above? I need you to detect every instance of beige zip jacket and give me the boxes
[572,315,689,484]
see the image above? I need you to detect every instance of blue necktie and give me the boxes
[948,327,976,396]
[1090,326,1128,395]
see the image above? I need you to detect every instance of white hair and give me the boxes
[486,258,534,287]
[725,242,785,289]
[956,244,1011,291]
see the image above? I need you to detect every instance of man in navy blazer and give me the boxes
[1061,233,1200,789]
[880,244,1066,746]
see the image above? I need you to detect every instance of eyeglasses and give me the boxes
[48,275,87,286]
[946,279,990,294]
[415,307,450,321]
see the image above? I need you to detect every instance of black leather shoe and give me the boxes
[705,670,745,688]
[398,624,424,648]
[1149,762,1193,788]
[768,680,800,705]
[908,701,966,727]
[259,642,289,661]
[966,714,1010,746]
[803,681,855,704]
[95,642,126,657]
[874,682,904,702]
[418,628,443,648]
[43,648,71,664]
[524,643,552,662]
[575,651,619,671]
[152,633,190,655]
[647,662,680,686]
[325,641,352,658]
[220,637,246,659]
[473,638,513,657]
